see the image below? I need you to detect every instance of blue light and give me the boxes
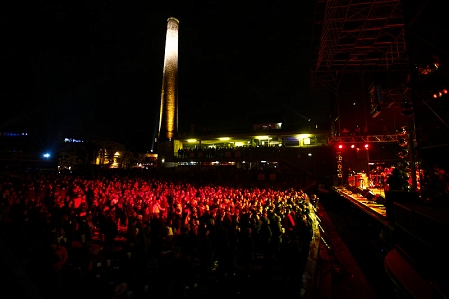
[43,153,50,158]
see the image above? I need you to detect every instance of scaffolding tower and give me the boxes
[311,0,409,93]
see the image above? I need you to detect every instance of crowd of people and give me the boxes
[0,168,317,298]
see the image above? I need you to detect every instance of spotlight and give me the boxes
[338,144,343,149]
[399,126,407,135]
[398,137,408,147]
[364,144,369,149]
[398,150,409,159]
[351,144,355,149]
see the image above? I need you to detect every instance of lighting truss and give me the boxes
[327,134,400,144]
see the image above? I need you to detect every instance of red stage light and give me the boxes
[338,144,343,149]
[443,89,448,94]
[364,144,369,149]
[351,144,355,148]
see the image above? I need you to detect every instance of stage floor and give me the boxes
[333,186,388,225]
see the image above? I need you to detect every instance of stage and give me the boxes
[332,185,389,227]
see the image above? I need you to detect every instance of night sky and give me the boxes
[2,1,325,152]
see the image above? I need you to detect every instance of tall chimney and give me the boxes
[157,17,179,165]
[158,17,179,141]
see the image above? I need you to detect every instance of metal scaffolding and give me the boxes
[312,0,409,92]
[327,134,400,144]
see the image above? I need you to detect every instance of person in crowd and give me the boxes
[126,216,139,245]
[163,246,190,298]
[259,215,272,259]
[52,239,69,273]
[240,227,255,275]
[102,212,119,255]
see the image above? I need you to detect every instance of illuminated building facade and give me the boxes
[158,17,179,164]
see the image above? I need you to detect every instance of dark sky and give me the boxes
[2,0,322,151]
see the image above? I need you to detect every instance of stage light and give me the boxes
[398,137,408,147]
[351,144,355,149]
[433,94,438,98]
[443,89,448,94]
[338,144,343,149]
[398,150,409,159]
[439,92,443,97]
[364,144,369,149]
